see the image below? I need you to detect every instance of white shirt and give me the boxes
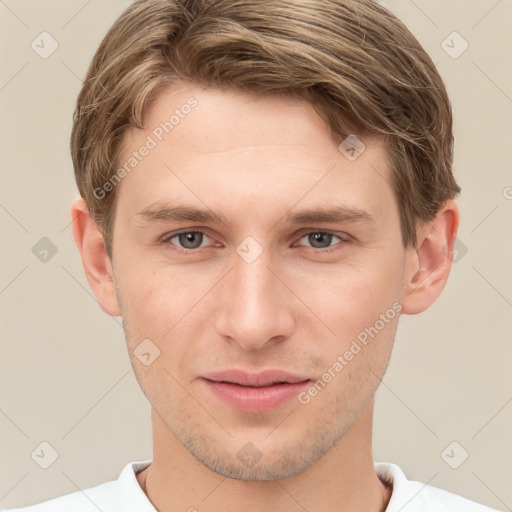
[3,460,499,511]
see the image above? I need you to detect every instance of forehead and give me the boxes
[116,82,397,226]
[138,83,378,156]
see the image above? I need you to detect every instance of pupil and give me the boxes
[180,232,202,249]
[177,232,332,250]
[310,232,332,248]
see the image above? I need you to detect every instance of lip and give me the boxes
[200,369,311,413]
[202,369,310,387]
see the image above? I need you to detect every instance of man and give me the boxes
[5,0,500,510]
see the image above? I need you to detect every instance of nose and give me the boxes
[214,247,296,351]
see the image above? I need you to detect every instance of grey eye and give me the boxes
[307,232,334,249]
[173,232,206,249]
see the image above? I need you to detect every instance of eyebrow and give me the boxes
[135,204,226,224]
[285,206,375,225]
[135,203,375,226]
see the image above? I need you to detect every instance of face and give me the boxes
[110,82,409,480]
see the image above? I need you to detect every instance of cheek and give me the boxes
[293,254,402,328]
[115,260,220,374]
[116,259,181,319]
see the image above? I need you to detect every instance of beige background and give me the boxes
[0,0,511,510]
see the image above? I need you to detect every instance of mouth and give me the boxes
[202,369,311,387]
[216,381,293,387]
[200,369,311,412]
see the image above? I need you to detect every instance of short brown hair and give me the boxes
[71,0,460,257]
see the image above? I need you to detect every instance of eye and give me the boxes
[296,231,349,251]
[163,230,213,250]
[161,229,349,254]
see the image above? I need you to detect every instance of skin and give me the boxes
[72,81,459,512]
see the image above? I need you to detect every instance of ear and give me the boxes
[401,199,460,315]
[70,198,121,316]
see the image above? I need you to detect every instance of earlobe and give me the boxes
[70,198,121,317]
[401,200,460,315]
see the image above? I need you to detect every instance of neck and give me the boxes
[137,398,391,512]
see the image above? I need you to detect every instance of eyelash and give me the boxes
[161,228,350,255]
